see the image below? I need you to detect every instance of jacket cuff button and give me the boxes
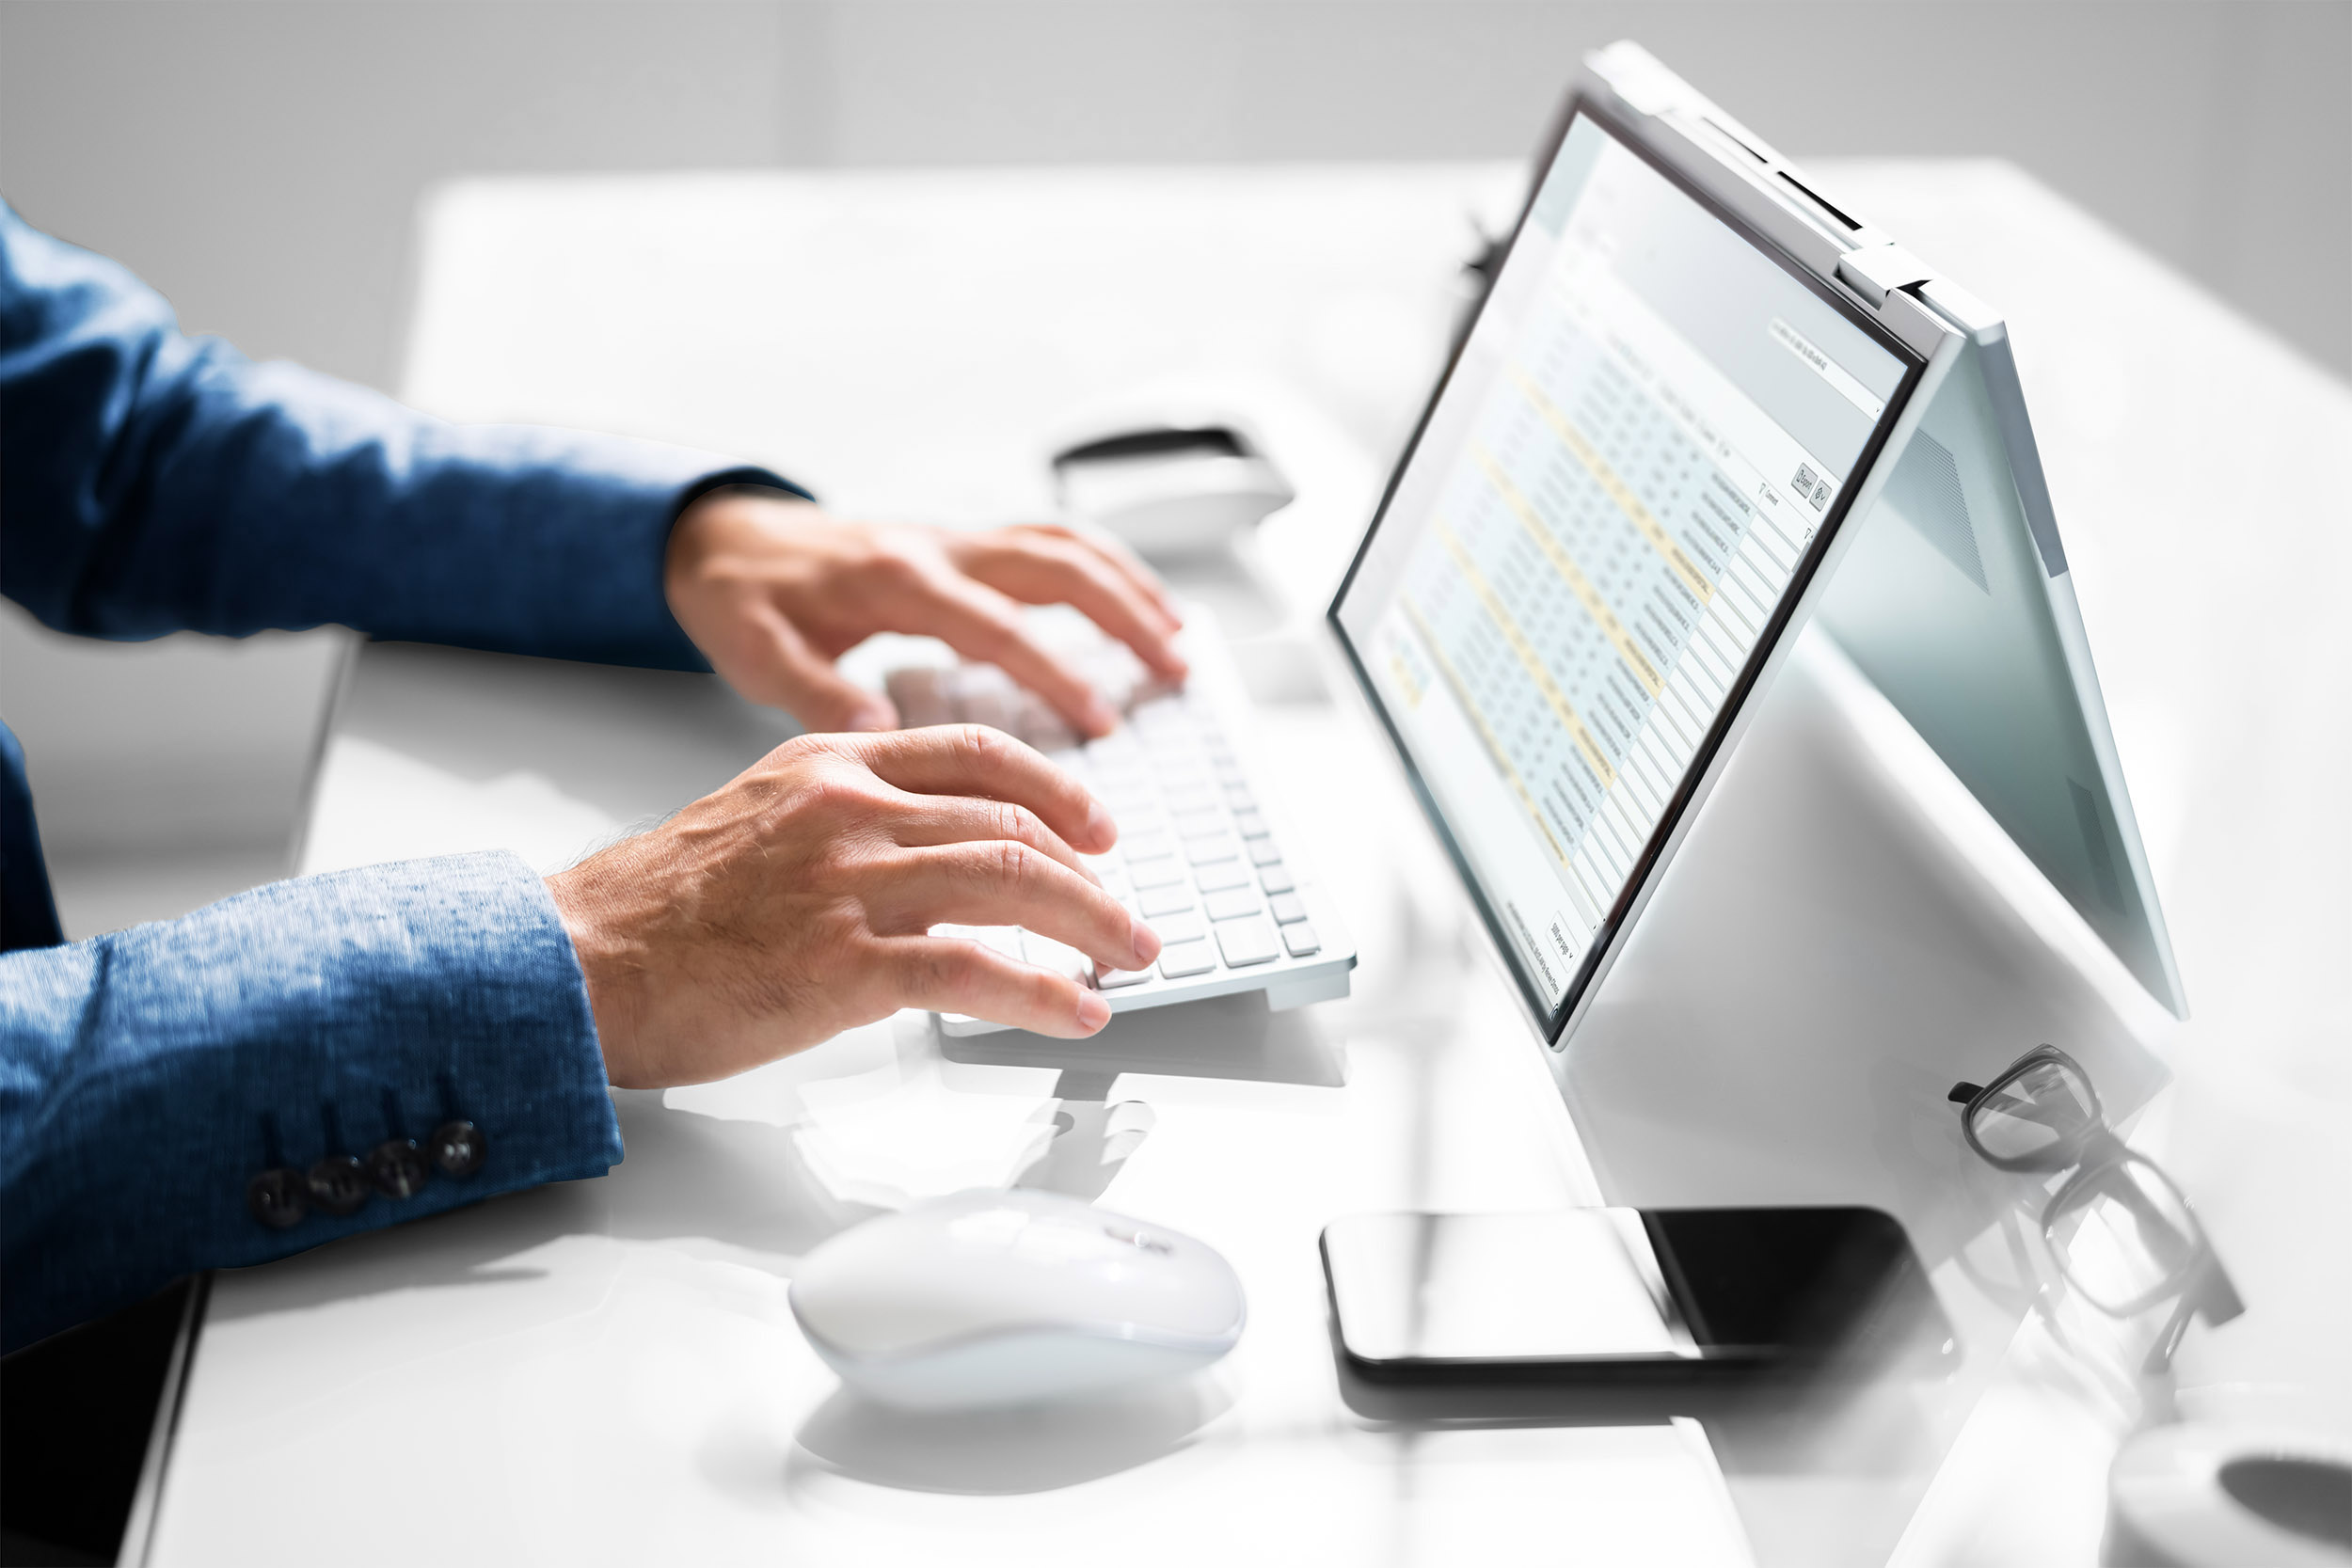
[429,1120,486,1179]
[307,1153,372,1215]
[367,1138,430,1199]
[247,1167,310,1229]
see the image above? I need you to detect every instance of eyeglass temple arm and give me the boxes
[2138,1257,2247,1376]
[2198,1258,2246,1326]
[1948,1083,1983,1104]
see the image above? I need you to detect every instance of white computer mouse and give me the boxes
[788,1188,1246,1410]
[1049,419,1295,560]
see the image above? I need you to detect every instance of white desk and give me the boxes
[146,163,2352,1568]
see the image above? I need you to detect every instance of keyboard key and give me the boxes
[1270,892,1309,925]
[1203,887,1262,921]
[1020,930,1091,981]
[1120,829,1175,863]
[1099,967,1154,989]
[1194,860,1252,893]
[1186,834,1243,866]
[1130,856,1187,889]
[1248,836,1283,866]
[1093,768,1152,796]
[1172,807,1226,839]
[1147,910,1206,944]
[1223,785,1256,813]
[1138,884,1198,918]
[1258,862,1295,895]
[1214,916,1280,968]
[1158,939,1216,979]
[1282,921,1321,958]
[1087,738,1143,768]
[938,924,1024,959]
[1131,695,1187,725]
[1232,810,1269,839]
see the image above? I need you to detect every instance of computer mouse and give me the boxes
[1049,418,1295,560]
[788,1187,1247,1410]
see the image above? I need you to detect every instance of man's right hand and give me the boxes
[545,726,1159,1090]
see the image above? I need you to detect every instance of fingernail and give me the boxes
[1129,916,1161,967]
[1086,798,1118,847]
[1076,991,1112,1031]
[1085,696,1119,735]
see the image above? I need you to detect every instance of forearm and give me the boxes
[109,362,789,666]
[1,202,803,663]
[0,851,620,1353]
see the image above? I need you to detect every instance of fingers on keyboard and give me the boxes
[897,643,1335,1011]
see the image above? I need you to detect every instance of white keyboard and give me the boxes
[886,628,1356,1036]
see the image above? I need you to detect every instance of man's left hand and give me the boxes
[665,489,1187,737]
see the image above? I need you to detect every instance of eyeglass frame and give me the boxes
[1947,1044,2244,1374]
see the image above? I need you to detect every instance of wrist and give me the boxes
[665,488,818,611]
[546,863,649,1089]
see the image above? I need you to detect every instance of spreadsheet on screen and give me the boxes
[1338,113,1911,1011]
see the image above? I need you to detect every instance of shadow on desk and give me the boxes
[769,1377,1234,1497]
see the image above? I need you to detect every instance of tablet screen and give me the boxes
[1332,108,1921,1034]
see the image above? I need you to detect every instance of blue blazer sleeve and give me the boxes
[0,198,804,663]
[0,204,811,1348]
[0,851,622,1354]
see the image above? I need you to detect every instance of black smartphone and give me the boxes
[1322,1207,1958,1384]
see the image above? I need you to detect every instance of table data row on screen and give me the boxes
[1382,259,1818,954]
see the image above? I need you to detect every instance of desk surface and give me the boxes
[147,160,2352,1568]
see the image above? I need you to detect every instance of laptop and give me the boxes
[1327,40,2185,1052]
[907,38,2181,1047]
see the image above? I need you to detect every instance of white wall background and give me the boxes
[3,0,2345,935]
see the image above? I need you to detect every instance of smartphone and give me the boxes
[1322,1208,1958,1384]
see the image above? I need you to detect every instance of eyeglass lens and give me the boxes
[2049,1155,2204,1316]
[1970,1055,2099,1164]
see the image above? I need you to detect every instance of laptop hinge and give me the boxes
[1836,244,1934,308]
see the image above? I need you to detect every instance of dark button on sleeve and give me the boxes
[247,1167,310,1229]
[429,1120,487,1179]
[308,1154,372,1215]
[367,1138,430,1199]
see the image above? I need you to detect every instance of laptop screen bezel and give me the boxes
[1326,91,1931,1047]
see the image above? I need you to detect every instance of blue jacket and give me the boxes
[0,201,800,1351]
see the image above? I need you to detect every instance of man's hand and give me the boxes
[665,489,1186,737]
[545,726,1159,1090]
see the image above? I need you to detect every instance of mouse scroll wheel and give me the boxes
[1101,1222,1175,1256]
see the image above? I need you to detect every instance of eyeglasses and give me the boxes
[1948,1045,2243,1374]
